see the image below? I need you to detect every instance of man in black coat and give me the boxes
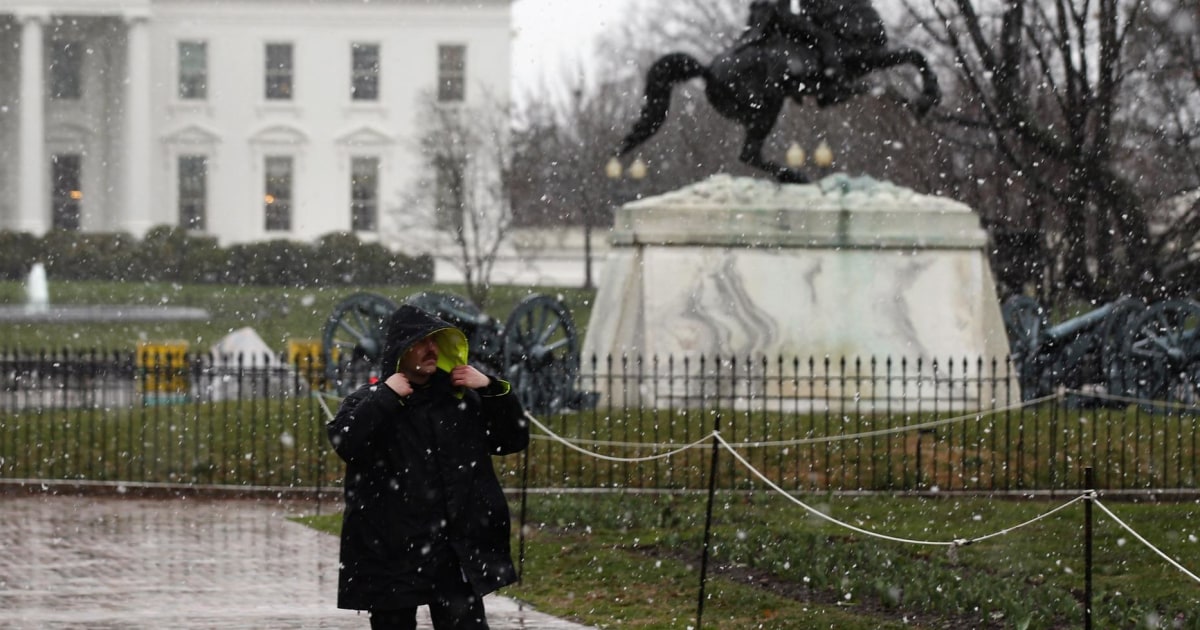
[327,304,529,629]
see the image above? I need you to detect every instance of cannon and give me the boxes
[1002,295,1200,405]
[1120,300,1200,404]
[320,291,593,415]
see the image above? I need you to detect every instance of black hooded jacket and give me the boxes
[327,305,529,611]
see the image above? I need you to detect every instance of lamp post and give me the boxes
[786,142,806,170]
[813,139,834,175]
[590,156,646,290]
[785,140,834,179]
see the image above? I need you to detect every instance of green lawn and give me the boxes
[0,280,595,352]
[7,282,1200,626]
[300,492,1200,629]
[0,398,343,486]
[5,396,1197,495]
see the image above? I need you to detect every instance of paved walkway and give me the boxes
[0,494,592,629]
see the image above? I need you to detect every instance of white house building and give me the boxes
[0,0,512,247]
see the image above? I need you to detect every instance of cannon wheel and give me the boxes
[321,292,398,394]
[502,294,581,415]
[1001,295,1046,361]
[1001,294,1047,381]
[1120,300,1200,405]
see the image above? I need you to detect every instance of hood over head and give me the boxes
[379,304,469,378]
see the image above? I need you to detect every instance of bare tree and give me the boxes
[899,0,1200,300]
[394,95,516,308]
[1119,1,1200,285]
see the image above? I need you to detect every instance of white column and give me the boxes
[16,11,47,235]
[122,13,153,235]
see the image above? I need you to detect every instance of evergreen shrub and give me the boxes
[0,227,431,286]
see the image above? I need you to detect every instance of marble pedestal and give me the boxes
[581,174,1014,410]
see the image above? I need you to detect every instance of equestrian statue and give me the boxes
[614,0,941,183]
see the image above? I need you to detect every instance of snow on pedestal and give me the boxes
[581,174,1014,410]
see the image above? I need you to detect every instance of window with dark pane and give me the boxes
[265,43,293,100]
[50,40,83,100]
[179,155,207,230]
[437,44,465,102]
[51,154,82,231]
[351,43,380,101]
[434,156,465,231]
[264,156,293,231]
[351,157,379,231]
[178,41,208,100]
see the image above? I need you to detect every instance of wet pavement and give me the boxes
[0,494,592,629]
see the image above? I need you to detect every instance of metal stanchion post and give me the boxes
[1084,465,1094,630]
[518,444,531,584]
[697,424,722,630]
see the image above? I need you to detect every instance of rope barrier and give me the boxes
[318,390,697,461]
[722,392,1060,448]
[319,388,1200,592]
[714,431,954,546]
[1094,500,1200,585]
[523,412,711,463]
[961,494,1088,545]
[1061,388,1197,411]
[526,410,1091,549]
[523,392,1059,451]
[315,392,337,422]
[528,433,712,449]
[713,432,1088,548]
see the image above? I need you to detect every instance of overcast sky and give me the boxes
[510,0,634,97]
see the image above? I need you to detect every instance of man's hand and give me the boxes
[384,372,413,397]
[451,365,491,390]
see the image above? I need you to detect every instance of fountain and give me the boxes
[24,263,49,314]
[0,263,209,323]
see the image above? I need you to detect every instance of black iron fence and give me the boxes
[0,349,333,490]
[2,349,1198,494]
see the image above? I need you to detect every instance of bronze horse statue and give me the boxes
[615,0,941,183]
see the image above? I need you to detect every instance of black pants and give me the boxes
[369,597,487,630]
[368,560,489,630]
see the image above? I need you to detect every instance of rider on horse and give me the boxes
[615,0,938,183]
[735,0,889,103]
